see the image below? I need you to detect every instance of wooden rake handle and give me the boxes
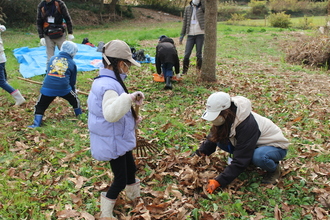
[17,77,89,96]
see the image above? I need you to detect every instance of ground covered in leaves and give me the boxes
[0,19,329,220]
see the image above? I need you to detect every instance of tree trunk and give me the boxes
[201,0,218,82]
[109,0,118,14]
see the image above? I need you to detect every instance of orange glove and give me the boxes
[206,179,220,194]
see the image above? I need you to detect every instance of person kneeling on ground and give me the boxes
[155,35,180,90]
[194,92,289,193]
[28,41,81,128]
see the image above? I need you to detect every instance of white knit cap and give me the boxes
[60,41,78,57]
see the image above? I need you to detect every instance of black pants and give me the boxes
[106,151,136,199]
[34,91,80,115]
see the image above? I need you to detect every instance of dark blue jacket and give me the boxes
[41,51,77,96]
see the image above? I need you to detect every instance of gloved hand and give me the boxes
[40,38,46,46]
[0,25,6,32]
[206,179,220,194]
[67,34,74,41]
[136,116,143,125]
[130,91,145,106]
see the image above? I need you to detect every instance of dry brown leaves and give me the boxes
[283,32,330,68]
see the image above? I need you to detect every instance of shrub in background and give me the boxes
[248,0,269,19]
[269,0,328,17]
[268,12,292,28]
[0,7,6,24]
[227,13,247,25]
[217,1,249,21]
[1,0,40,26]
[294,15,315,30]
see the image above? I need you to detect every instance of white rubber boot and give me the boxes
[126,179,141,201]
[11,89,26,106]
[100,192,117,219]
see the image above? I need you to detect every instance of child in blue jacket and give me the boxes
[28,41,81,128]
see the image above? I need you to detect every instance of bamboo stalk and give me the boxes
[17,77,89,96]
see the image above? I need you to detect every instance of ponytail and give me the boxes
[103,56,138,120]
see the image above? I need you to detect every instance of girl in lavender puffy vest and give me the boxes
[87,40,145,219]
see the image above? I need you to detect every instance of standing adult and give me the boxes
[0,24,26,106]
[155,35,180,90]
[87,40,144,218]
[179,0,205,75]
[37,0,74,64]
[28,41,81,128]
[194,92,289,194]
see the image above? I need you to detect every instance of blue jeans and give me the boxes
[161,63,174,78]
[218,142,287,172]
[252,146,287,172]
[0,62,15,94]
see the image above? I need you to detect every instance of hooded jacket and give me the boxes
[155,37,180,75]
[198,96,289,187]
[41,51,77,96]
[87,68,136,161]
[37,0,73,39]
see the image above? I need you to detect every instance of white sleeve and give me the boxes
[102,90,133,122]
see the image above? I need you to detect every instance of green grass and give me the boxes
[0,19,329,219]
[228,15,329,28]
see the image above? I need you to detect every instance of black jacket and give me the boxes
[155,37,180,75]
[198,96,289,188]
[37,0,73,38]
[199,114,260,188]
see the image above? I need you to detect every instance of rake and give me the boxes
[134,97,159,158]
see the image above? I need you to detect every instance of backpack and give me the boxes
[41,0,64,39]
[97,41,104,52]
[135,49,146,61]
[131,47,137,60]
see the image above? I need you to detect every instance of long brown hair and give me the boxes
[209,102,237,143]
[102,56,138,120]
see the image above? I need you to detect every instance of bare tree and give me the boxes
[201,0,218,82]
[109,0,119,14]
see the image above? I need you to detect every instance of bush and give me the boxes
[248,0,269,18]
[268,12,292,28]
[269,0,328,17]
[0,7,6,24]
[218,1,247,21]
[294,16,315,30]
[227,13,246,25]
[1,0,40,26]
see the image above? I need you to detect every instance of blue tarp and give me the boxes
[13,43,155,79]
[13,44,103,78]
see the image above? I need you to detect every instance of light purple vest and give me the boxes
[87,68,136,161]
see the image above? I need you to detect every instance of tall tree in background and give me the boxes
[0,7,6,24]
[201,0,218,82]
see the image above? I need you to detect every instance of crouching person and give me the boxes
[194,92,289,193]
[87,40,144,219]
[155,35,180,90]
[28,41,81,128]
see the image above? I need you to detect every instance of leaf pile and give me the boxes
[283,32,330,68]
[1,26,330,220]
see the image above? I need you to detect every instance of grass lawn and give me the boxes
[228,15,329,29]
[0,18,329,219]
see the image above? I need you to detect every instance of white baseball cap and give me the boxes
[103,40,141,67]
[201,92,231,121]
